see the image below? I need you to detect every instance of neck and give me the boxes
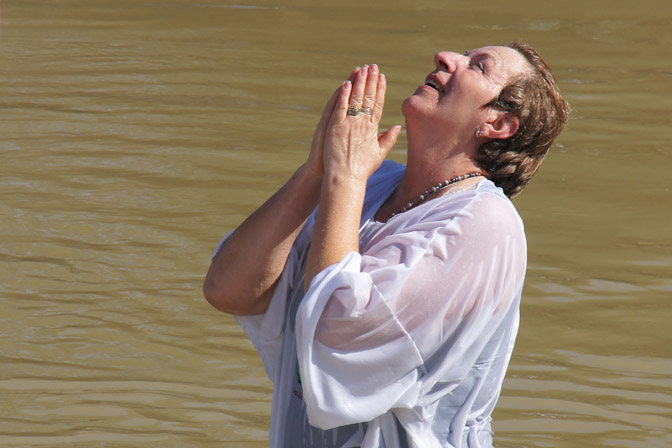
[376,154,484,222]
[376,130,485,221]
[399,141,482,201]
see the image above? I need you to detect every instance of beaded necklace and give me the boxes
[390,172,483,217]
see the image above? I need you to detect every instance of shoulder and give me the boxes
[385,180,526,259]
[462,180,524,230]
[439,181,527,268]
[395,179,523,232]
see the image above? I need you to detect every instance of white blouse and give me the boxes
[224,160,527,448]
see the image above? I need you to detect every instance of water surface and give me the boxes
[1,0,670,446]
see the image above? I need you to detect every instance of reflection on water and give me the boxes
[1,0,670,446]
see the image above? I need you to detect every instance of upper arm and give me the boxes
[315,192,526,357]
[295,191,527,427]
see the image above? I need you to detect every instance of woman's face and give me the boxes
[402,45,530,140]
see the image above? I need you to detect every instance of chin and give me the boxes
[401,94,429,120]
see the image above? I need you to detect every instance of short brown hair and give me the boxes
[476,42,570,198]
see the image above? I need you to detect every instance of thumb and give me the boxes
[378,125,402,156]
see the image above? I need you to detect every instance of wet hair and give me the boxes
[476,42,571,198]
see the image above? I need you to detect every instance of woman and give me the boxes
[204,42,569,447]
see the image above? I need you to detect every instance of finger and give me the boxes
[377,125,402,156]
[317,85,342,129]
[332,80,353,123]
[347,66,362,84]
[311,84,344,151]
[370,73,387,123]
[361,64,379,118]
[348,65,368,109]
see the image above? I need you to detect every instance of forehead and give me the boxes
[470,45,531,79]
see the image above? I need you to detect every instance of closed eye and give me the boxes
[465,51,486,73]
[469,61,485,72]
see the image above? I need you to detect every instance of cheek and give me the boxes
[460,77,501,106]
[436,96,485,127]
[480,80,506,104]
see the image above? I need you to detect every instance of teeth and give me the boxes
[425,79,442,92]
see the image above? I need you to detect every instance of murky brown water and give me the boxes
[1,0,670,446]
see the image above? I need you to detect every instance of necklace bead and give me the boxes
[390,172,482,217]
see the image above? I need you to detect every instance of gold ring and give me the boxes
[347,105,361,116]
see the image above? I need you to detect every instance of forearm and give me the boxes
[204,164,322,315]
[305,173,366,290]
[304,64,398,289]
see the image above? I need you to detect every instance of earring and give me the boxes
[475,127,483,139]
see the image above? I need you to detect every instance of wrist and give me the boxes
[297,163,324,187]
[322,170,367,195]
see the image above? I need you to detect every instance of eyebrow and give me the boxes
[464,50,494,60]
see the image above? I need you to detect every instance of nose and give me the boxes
[434,51,465,73]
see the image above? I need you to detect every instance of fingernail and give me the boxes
[370,64,378,74]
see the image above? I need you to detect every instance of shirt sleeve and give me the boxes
[295,190,527,429]
[221,221,313,383]
[234,241,301,383]
[224,162,401,385]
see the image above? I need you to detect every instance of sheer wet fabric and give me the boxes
[224,161,527,447]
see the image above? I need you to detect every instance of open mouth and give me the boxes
[425,78,443,93]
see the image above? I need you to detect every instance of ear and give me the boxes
[481,112,519,140]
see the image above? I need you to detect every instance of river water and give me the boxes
[1,0,670,447]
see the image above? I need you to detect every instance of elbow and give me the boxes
[202,268,239,314]
[202,262,241,314]
[202,274,272,316]
[203,276,231,313]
